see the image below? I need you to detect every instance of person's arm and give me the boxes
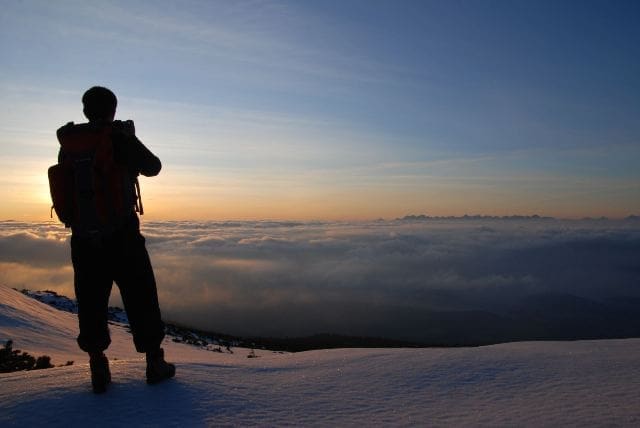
[131,135,162,177]
[112,130,162,177]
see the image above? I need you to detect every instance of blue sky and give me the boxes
[1,0,639,220]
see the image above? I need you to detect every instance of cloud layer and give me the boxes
[1,219,639,341]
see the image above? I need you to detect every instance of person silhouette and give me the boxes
[55,86,175,393]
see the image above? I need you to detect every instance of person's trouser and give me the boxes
[71,225,165,354]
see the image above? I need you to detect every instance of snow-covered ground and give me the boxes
[2,284,640,426]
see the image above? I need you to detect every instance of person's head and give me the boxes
[82,86,117,122]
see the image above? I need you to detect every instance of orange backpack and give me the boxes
[48,122,142,236]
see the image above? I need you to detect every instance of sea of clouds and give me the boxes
[1,218,639,340]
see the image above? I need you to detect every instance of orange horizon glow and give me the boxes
[2,190,636,223]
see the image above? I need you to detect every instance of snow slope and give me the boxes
[1,284,640,427]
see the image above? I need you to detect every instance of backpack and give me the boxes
[48,121,143,236]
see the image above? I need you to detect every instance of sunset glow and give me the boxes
[1,0,640,339]
[1,1,638,221]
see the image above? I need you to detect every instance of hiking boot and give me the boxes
[89,352,111,394]
[146,348,175,385]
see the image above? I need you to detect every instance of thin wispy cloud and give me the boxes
[43,0,400,91]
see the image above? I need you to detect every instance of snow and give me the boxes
[2,284,640,426]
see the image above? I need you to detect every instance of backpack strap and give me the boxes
[134,177,144,215]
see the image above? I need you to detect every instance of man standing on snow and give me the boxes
[53,86,175,393]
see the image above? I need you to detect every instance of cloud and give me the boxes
[0,223,69,268]
[144,219,640,338]
[2,219,639,340]
[0,262,73,298]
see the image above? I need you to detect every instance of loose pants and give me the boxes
[71,222,165,353]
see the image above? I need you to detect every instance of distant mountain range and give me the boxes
[396,214,640,221]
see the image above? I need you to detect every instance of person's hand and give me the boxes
[114,119,135,136]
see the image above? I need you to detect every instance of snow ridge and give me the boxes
[2,284,640,426]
